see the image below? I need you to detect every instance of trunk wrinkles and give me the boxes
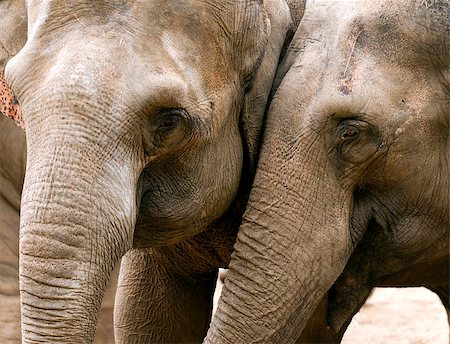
[207,126,352,343]
[19,132,137,343]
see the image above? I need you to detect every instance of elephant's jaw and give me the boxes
[0,73,23,128]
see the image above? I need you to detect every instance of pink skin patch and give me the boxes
[0,73,24,129]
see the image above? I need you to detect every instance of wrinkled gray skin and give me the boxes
[0,1,118,343]
[0,3,27,342]
[207,0,449,343]
[0,116,118,344]
[0,121,118,344]
[3,0,292,343]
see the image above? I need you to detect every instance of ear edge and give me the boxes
[240,0,291,173]
[1,74,24,130]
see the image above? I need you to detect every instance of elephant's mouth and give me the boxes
[375,253,449,287]
[132,184,245,251]
[133,215,212,248]
[132,189,216,248]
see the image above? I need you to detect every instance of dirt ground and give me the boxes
[213,271,449,343]
[342,287,448,344]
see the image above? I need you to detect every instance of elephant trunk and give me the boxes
[19,115,139,343]
[206,125,353,343]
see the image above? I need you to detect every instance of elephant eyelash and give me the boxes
[153,109,190,134]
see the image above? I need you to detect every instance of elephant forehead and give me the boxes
[27,0,243,40]
[283,0,448,134]
[331,0,448,69]
[24,0,235,86]
[304,1,448,97]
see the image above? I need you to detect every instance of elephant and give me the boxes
[207,0,449,343]
[1,2,119,343]
[0,104,120,344]
[0,0,300,342]
[0,119,120,344]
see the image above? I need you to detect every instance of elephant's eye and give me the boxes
[157,109,187,133]
[336,118,369,143]
[339,124,359,141]
[150,108,193,149]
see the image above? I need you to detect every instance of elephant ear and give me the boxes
[0,74,24,129]
[239,0,291,172]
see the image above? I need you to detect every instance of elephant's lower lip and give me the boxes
[132,220,205,248]
[372,253,449,287]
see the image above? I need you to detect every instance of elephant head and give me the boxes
[1,0,292,342]
[207,0,449,342]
